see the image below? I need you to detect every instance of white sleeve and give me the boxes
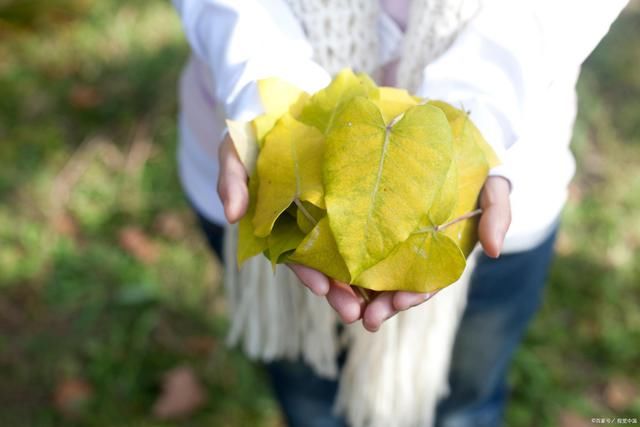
[172,0,330,121]
[417,0,628,184]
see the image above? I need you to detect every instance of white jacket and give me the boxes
[173,0,627,253]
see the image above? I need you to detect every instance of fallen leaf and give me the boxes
[53,377,93,418]
[235,70,499,292]
[266,214,305,268]
[605,377,638,411]
[555,230,575,256]
[558,410,591,427]
[253,113,325,237]
[51,212,80,240]
[227,119,258,174]
[118,226,159,264]
[299,68,378,134]
[152,366,206,420]
[69,84,102,109]
[238,174,268,265]
[288,217,351,284]
[184,336,217,356]
[252,78,309,143]
[567,182,583,204]
[430,101,493,256]
[324,98,453,279]
[356,217,466,292]
[154,212,186,241]
[296,201,325,235]
[372,86,417,124]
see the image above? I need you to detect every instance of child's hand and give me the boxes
[359,176,511,331]
[217,135,365,323]
[217,134,250,223]
[218,135,511,331]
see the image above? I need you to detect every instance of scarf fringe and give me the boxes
[224,224,475,427]
[335,259,474,427]
[224,224,340,378]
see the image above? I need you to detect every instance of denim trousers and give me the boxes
[196,213,557,427]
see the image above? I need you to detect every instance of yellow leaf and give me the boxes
[252,114,325,237]
[288,217,351,283]
[428,156,458,225]
[257,78,306,115]
[428,100,500,168]
[266,214,305,269]
[237,174,267,266]
[372,86,418,124]
[428,100,494,255]
[226,119,258,175]
[470,121,501,168]
[253,115,277,147]
[356,219,467,292]
[299,68,379,134]
[324,98,453,279]
[241,72,498,289]
[253,78,309,145]
[296,201,325,234]
[356,104,490,290]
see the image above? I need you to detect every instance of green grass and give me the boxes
[507,7,640,426]
[0,1,639,426]
[0,1,279,425]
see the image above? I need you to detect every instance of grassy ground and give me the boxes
[0,1,638,426]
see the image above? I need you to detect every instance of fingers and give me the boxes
[362,292,397,332]
[288,264,330,296]
[361,290,440,332]
[217,135,249,223]
[326,281,365,324]
[392,290,438,311]
[479,176,512,258]
[288,265,363,323]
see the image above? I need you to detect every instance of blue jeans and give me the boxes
[195,212,557,427]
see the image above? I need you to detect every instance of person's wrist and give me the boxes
[488,166,513,193]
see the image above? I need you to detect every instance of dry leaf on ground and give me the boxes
[51,212,80,240]
[184,336,217,356]
[152,366,206,420]
[605,377,638,411]
[118,226,159,264]
[559,410,592,427]
[52,377,93,418]
[69,84,102,109]
[154,212,187,241]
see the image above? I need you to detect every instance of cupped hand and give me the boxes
[218,135,512,331]
[217,135,366,324]
[360,176,512,331]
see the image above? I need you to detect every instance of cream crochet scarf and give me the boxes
[224,1,481,426]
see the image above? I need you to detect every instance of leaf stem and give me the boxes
[352,285,372,303]
[294,198,318,226]
[412,209,483,235]
[434,208,483,232]
[387,112,405,129]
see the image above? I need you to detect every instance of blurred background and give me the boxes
[0,0,639,426]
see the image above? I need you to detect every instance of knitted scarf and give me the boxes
[224,1,481,426]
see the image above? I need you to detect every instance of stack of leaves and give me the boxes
[227,69,499,293]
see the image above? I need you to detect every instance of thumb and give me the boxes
[217,135,249,223]
[478,176,511,258]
